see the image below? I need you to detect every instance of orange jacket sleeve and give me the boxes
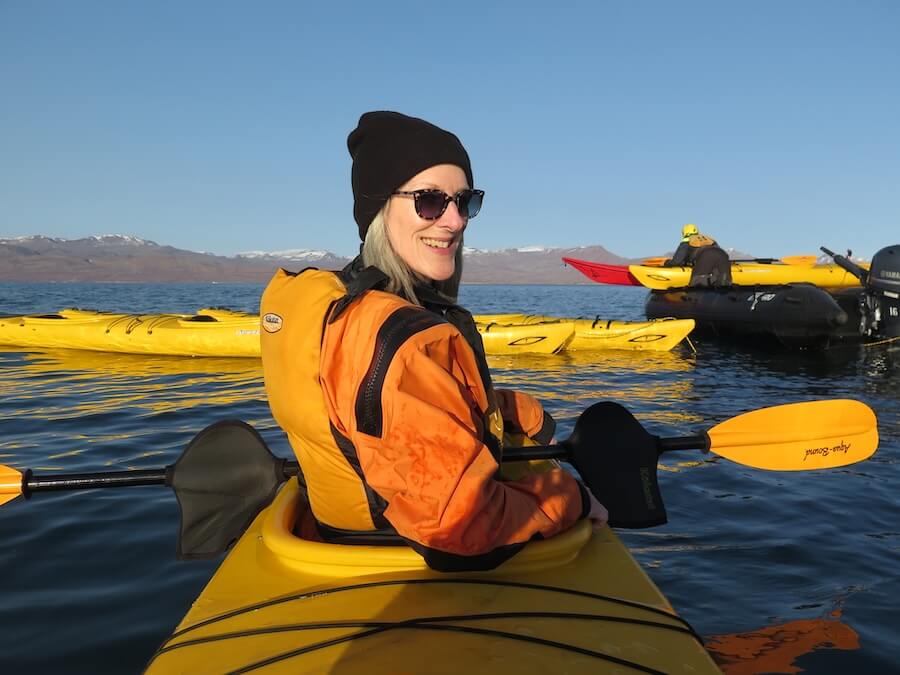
[495,388,557,445]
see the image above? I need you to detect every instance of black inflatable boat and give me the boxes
[644,245,900,349]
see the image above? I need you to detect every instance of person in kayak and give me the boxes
[260,111,607,572]
[665,223,719,266]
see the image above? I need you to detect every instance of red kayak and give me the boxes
[562,256,641,286]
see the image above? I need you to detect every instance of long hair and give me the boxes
[361,207,463,306]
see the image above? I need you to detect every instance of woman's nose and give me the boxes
[439,202,467,231]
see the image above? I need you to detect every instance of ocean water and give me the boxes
[0,281,897,674]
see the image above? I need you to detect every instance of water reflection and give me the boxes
[3,347,262,377]
[488,347,697,425]
[705,607,860,674]
[0,348,266,470]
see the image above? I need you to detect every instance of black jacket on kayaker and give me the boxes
[666,223,719,267]
[260,111,604,572]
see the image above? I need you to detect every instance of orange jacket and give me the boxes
[260,266,587,571]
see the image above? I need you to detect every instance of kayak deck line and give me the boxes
[158,578,702,646]
[153,609,701,675]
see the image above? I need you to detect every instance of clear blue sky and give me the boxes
[1,1,897,259]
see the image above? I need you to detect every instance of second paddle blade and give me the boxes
[707,399,878,471]
[568,401,668,528]
[169,420,288,558]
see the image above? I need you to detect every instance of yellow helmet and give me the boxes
[682,223,699,237]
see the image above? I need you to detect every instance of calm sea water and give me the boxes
[0,281,897,674]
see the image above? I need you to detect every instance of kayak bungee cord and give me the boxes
[229,621,673,675]
[151,612,692,675]
[157,577,699,644]
[146,578,702,675]
[151,578,703,642]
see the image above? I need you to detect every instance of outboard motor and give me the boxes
[822,245,900,339]
[865,245,900,338]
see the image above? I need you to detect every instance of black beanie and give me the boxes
[347,111,474,241]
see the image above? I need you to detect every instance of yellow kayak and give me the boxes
[628,262,867,290]
[0,308,261,357]
[144,479,719,674]
[1,309,691,358]
[475,314,695,352]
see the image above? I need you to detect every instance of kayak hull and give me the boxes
[144,480,719,674]
[630,262,865,290]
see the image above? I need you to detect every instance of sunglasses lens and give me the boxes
[414,192,448,219]
[459,190,483,218]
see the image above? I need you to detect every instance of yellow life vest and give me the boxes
[260,267,504,533]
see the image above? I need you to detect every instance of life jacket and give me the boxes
[687,233,717,248]
[260,266,506,534]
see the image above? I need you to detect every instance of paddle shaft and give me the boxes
[500,434,709,462]
[19,466,309,495]
[21,468,169,496]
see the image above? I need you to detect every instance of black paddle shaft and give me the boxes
[22,468,168,496]
[507,432,710,460]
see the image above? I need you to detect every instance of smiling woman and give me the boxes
[258,111,607,573]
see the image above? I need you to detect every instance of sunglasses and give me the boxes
[391,188,484,220]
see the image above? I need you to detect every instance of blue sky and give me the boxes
[1,1,897,259]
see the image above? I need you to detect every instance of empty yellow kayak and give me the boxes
[628,262,867,290]
[144,479,719,674]
[475,314,695,352]
[0,309,692,358]
[0,308,260,357]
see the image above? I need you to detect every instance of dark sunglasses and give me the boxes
[391,188,484,220]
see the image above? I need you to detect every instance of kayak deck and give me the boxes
[145,481,719,674]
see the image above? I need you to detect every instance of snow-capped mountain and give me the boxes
[1,234,644,283]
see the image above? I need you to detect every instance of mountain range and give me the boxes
[0,234,752,284]
[0,235,644,284]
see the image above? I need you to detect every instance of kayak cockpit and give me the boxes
[259,480,594,578]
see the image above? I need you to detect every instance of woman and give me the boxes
[260,111,607,572]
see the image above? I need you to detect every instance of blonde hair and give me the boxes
[361,207,463,306]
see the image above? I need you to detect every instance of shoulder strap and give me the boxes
[330,258,389,322]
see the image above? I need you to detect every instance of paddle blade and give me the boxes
[568,401,667,528]
[169,420,288,559]
[707,400,878,470]
[0,465,24,506]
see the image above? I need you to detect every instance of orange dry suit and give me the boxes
[260,260,588,571]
